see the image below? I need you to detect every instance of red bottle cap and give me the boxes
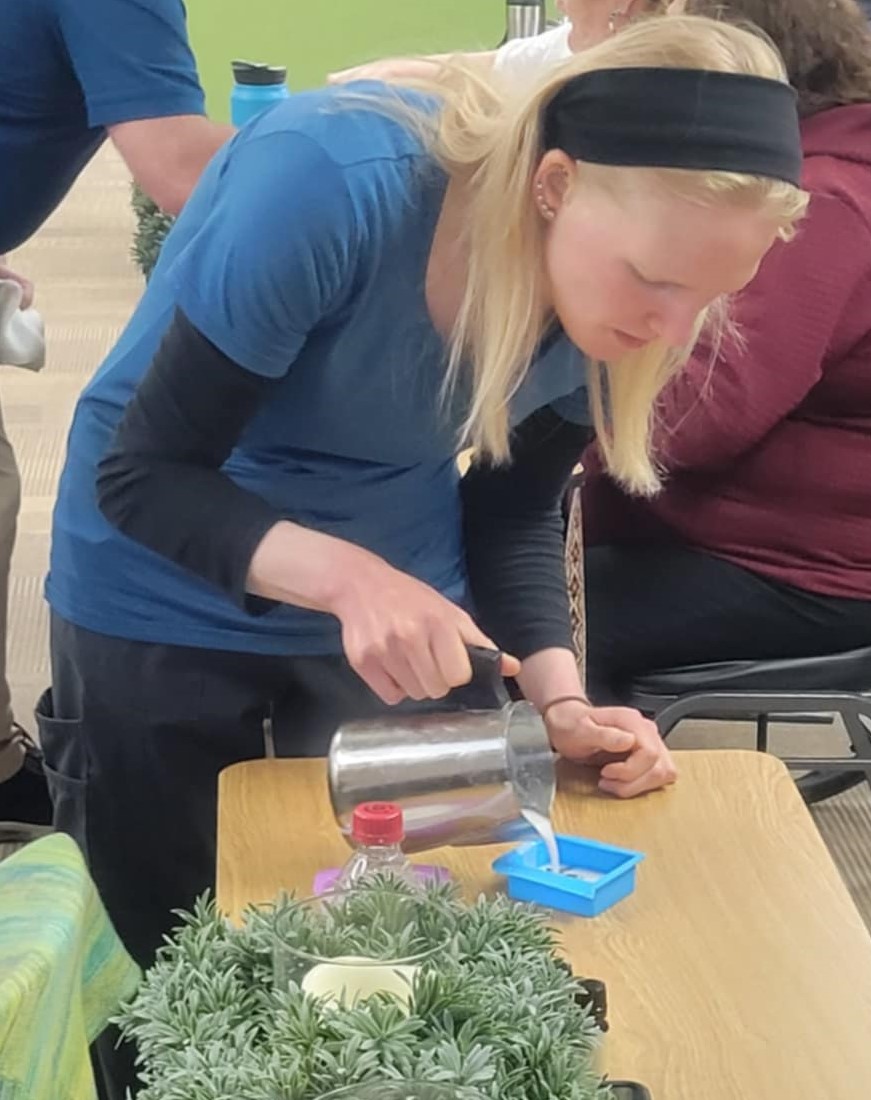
[351,802,404,845]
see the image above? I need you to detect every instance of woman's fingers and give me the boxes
[599,755,678,799]
[354,651,409,705]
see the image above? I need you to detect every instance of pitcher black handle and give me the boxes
[447,645,511,711]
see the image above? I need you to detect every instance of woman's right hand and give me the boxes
[328,555,520,704]
[248,520,518,703]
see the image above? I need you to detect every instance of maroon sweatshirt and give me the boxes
[582,104,871,601]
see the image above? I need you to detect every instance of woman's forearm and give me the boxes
[246,519,373,614]
[516,646,588,711]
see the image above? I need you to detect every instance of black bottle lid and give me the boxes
[232,60,287,86]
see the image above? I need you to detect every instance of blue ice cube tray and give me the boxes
[492,833,644,917]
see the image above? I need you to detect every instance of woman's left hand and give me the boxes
[544,698,677,798]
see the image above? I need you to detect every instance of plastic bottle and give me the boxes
[230,60,290,128]
[336,802,419,891]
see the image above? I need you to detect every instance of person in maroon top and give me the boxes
[580,0,871,701]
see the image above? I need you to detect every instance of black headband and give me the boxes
[543,67,802,186]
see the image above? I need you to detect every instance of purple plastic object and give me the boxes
[313,864,452,895]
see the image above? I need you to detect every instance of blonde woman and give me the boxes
[42,19,802,1085]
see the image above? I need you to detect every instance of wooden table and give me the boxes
[217,750,871,1099]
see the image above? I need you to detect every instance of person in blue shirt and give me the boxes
[41,14,805,1094]
[0,0,231,258]
[0,0,232,838]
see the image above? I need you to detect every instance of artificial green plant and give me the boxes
[117,881,614,1100]
[131,186,173,279]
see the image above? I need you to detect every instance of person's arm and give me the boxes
[329,52,496,86]
[461,404,581,662]
[94,129,356,601]
[96,311,282,604]
[109,116,234,216]
[97,308,514,701]
[461,403,676,794]
[652,192,871,473]
[94,311,428,618]
[57,0,230,213]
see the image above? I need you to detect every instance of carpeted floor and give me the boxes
[4,146,871,927]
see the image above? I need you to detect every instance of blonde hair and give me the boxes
[367,16,808,494]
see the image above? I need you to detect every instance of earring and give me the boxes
[608,7,627,33]
[535,180,556,221]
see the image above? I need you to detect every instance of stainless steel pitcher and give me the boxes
[328,648,555,853]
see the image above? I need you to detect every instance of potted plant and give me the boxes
[117,880,645,1099]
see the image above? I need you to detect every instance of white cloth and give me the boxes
[493,22,573,84]
[0,279,45,372]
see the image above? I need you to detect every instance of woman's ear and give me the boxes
[533,150,576,222]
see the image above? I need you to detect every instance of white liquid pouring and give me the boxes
[522,807,561,872]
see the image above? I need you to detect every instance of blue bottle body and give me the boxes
[230,83,290,127]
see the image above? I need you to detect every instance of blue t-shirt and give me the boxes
[47,87,589,656]
[0,0,205,253]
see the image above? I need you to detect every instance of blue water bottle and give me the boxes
[230,60,290,127]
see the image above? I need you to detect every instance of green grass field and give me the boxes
[186,0,511,120]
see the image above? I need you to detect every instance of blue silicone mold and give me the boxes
[492,833,644,917]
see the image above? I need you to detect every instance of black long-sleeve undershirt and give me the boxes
[97,309,587,653]
[461,406,588,659]
[96,309,282,610]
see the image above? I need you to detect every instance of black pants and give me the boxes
[585,544,871,702]
[37,614,500,1099]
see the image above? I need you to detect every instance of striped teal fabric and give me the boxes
[0,834,140,1100]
